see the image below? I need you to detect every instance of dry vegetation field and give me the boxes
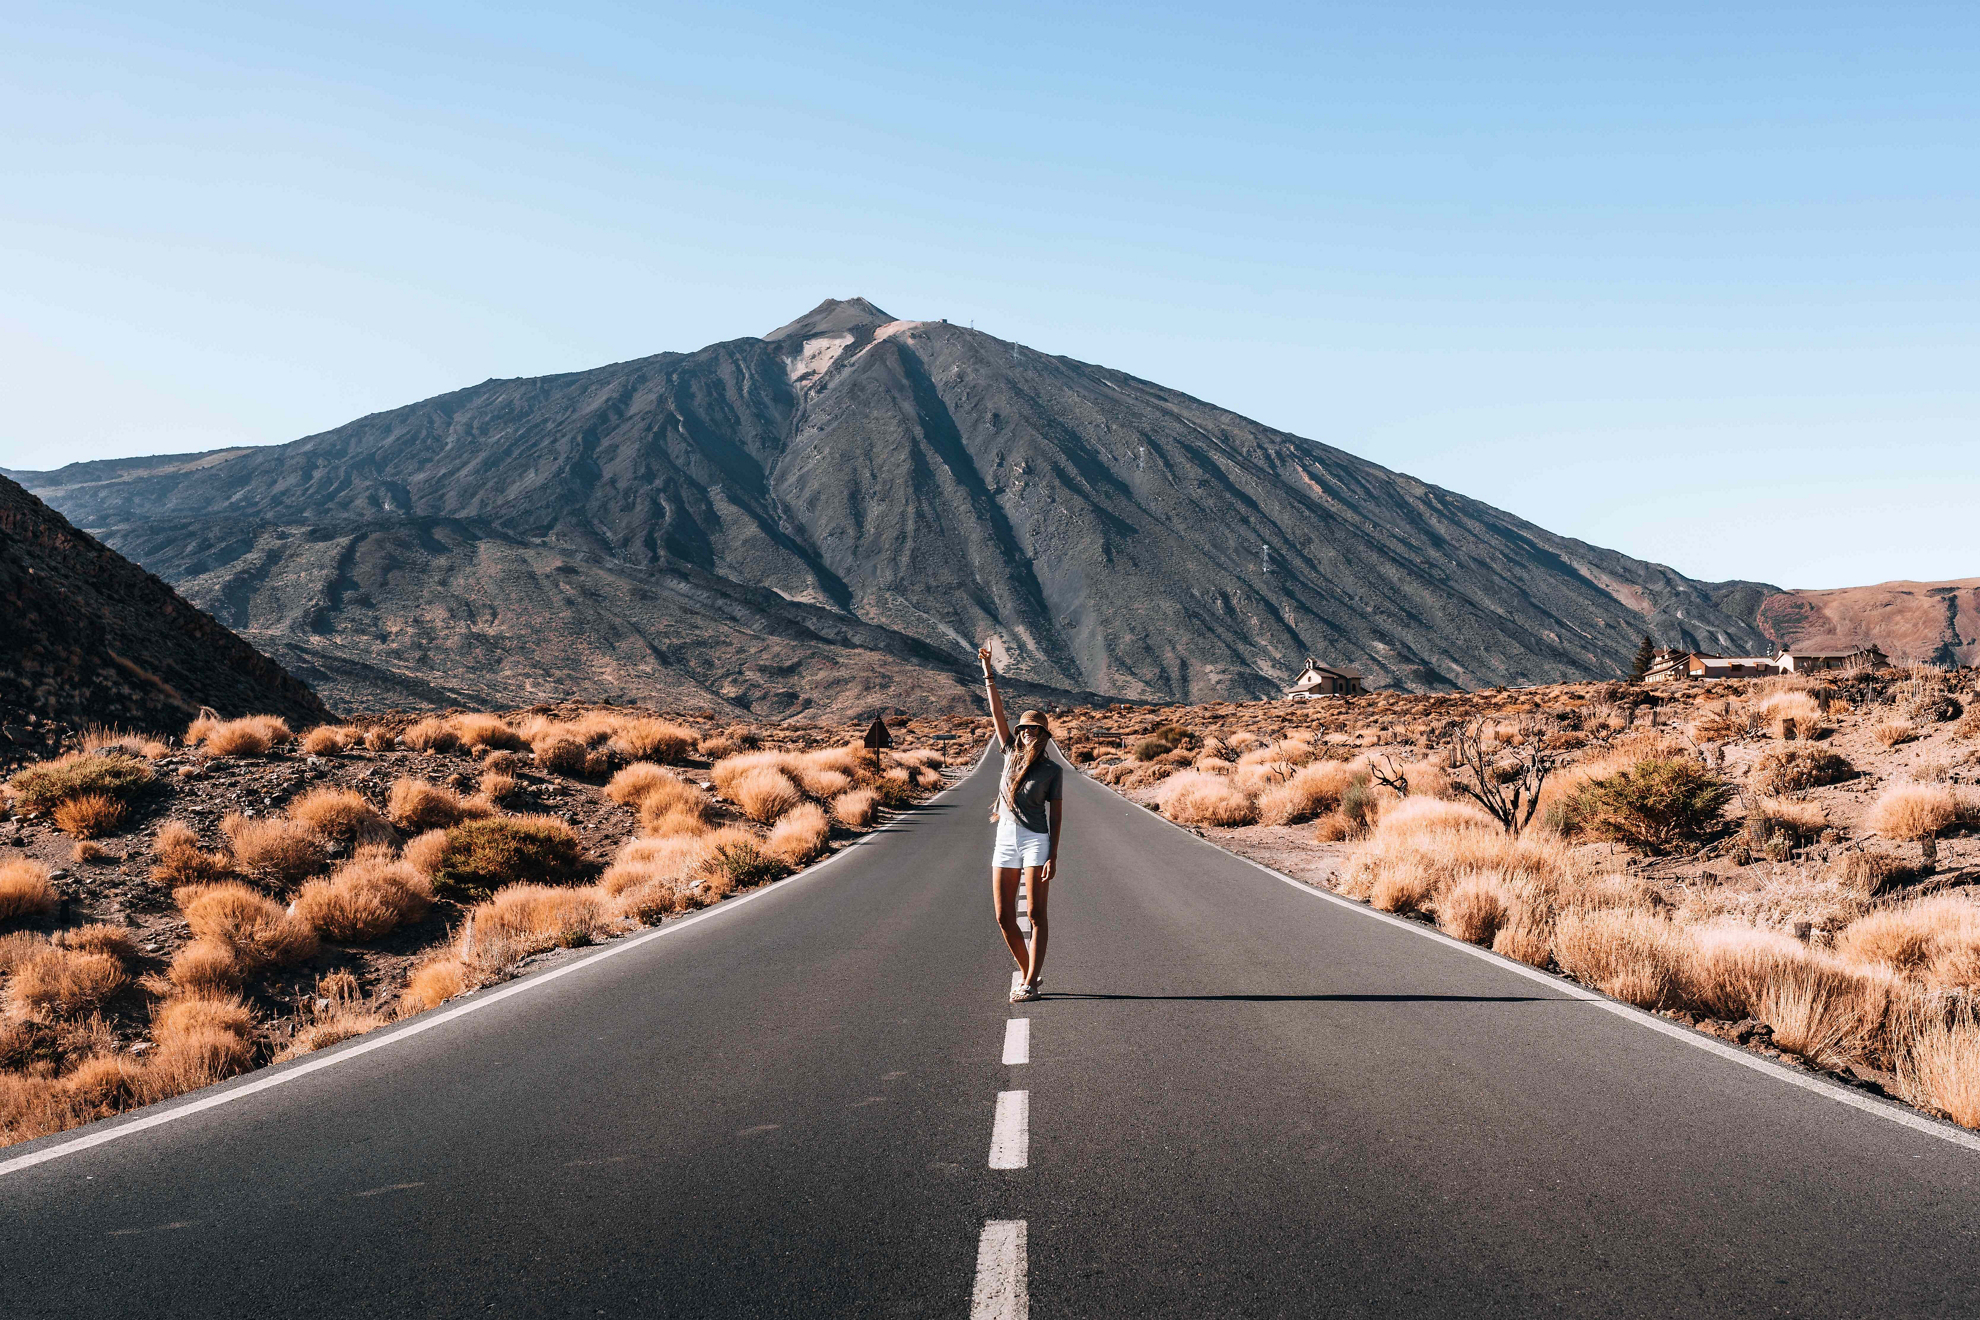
[0,703,985,1147]
[1055,666,1980,1127]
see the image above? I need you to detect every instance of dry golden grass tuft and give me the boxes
[53,924,139,961]
[1759,690,1824,740]
[731,765,804,824]
[1866,782,1961,841]
[1160,771,1259,827]
[1899,1012,1980,1127]
[608,718,695,764]
[299,725,356,756]
[605,762,673,807]
[180,882,320,970]
[165,939,245,995]
[449,713,526,753]
[277,970,389,1059]
[363,726,397,752]
[191,714,292,758]
[0,858,59,923]
[294,851,435,942]
[766,803,830,866]
[463,884,613,970]
[399,717,460,754]
[1874,719,1919,749]
[51,792,127,838]
[1436,871,1511,945]
[480,771,520,804]
[221,812,329,889]
[149,821,237,888]
[1255,762,1351,826]
[1552,910,1688,1009]
[387,777,490,834]
[401,828,450,877]
[399,956,469,1016]
[81,726,168,759]
[7,751,154,815]
[831,788,880,831]
[4,944,126,1021]
[287,787,389,845]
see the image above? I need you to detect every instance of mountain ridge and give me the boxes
[12,298,1786,716]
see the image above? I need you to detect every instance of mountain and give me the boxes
[0,473,331,739]
[1756,579,1980,669]
[9,298,1779,715]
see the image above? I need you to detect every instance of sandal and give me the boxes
[1010,981,1039,1003]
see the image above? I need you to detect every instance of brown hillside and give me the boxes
[1759,579,1980,668]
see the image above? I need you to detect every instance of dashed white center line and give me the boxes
[989,1090,1029,1169]
[1003,1018,1030,1066]
[971,1219,1029,1319]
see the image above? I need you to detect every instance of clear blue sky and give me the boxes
[3,2,1974,589]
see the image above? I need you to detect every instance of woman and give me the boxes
[979,646,1063,1003]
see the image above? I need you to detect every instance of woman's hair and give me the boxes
[994,725,1047,821]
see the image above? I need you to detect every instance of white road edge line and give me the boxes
[0,748,999,1180]
[970,1219,1028,1320]
[1003,1018,1030,1066]
[1093,772,1980,1157]
[989,1090,1029,1169]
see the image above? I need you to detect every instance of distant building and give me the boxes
[1285,658,1366,698]
[1776,645,1887,674]
[1643,652,1778,682]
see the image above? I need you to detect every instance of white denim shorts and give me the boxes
[992,813,1051,868]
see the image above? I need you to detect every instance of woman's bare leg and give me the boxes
[992,866,1028,971]
[1023,865,1049,986]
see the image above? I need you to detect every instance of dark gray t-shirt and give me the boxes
[998,737,1063,835]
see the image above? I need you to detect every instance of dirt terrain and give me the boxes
[1759,578,1980,669]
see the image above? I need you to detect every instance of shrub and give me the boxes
[149,823,236,887]
[767,803,830,866]
[1313,811,1357,842]
[193,715,292,758]
[1338,775,1378,831]
[300,725,356,756]
[1874,720,1918,749]
[7,752,154,815]
[1161,771,1258,827]
[480,771,520,804]
[363,727,397,752]
[831,788,880,830]
[1745,795,1827,848]
[429,815,588,903]
[1437,871,1511,945]
[1756,747,1856,795]
[387,777,490,833]
[1827,849,1918,895]
[1563,758,1733,853]
[792,764,854,800]
[287,787,389,845]
[399,957,469,1016]
[295,852,435,942]
[1256,762,1351,826]
[54,924,140,960]
[166,939,244,995]
[1150,723,1193,749]
[401,829,450,876]
[1133,739,1174,762]
[0,859,58,923]
[221,813,329,889]
[450,713,526,752]
[1866,782,1960,840]
[605,762,675,807]
[180,882,320,969]
[1759,691,1823,740]
[535,737,588,776]
[1899,1012,1980,1128]
[1552,910,1688,1009]
[732,767,804,824]
[700,829,790,895]
[1907,693,1964,725]
[608,718,695,764]
[277,970,388,1059]
[5,945,126,1021]
[469,884,611,958]
[51,793,127,838]
[400,718,461,754]
[147,994,256,1092]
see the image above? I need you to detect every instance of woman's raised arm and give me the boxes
[979,646,1012,748]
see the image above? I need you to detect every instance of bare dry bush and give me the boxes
[1160,771,1259,827]
[295,851,435,942]
[1867,782,1959,840]
[450,713,526,753]
[609,718,695,764]
[179,882,320,969]
[731,766,804,824]
[1898,1011,1980,1127]
[149,822,236,888]
[0,859,58,923]
[399,956,469,1016]
[831,788,880,830]
[1256,762,1351,826]
[192,715,291,758]
[221,812,329,888]
[1552,910,1688,1008]
[51,793,126,838]
[3,945,126,1021]
[278,968,391,1059]
[766,803,830,866]
[300,724,355,756]
[1875,719,1918,749]
[1437,872,1512,945]
[288,787,389,845]
[166,940,244,995]
[387,777,490,834]
[399,718,461,754]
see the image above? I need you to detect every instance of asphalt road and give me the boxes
[6,754,1980,1317]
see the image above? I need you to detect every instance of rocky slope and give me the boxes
[0,475,331,747]
[1758,579,1980,669]
[11,298,1777,712]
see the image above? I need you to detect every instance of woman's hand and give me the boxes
[978,645,995,679]
[1039,857,1056,882]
